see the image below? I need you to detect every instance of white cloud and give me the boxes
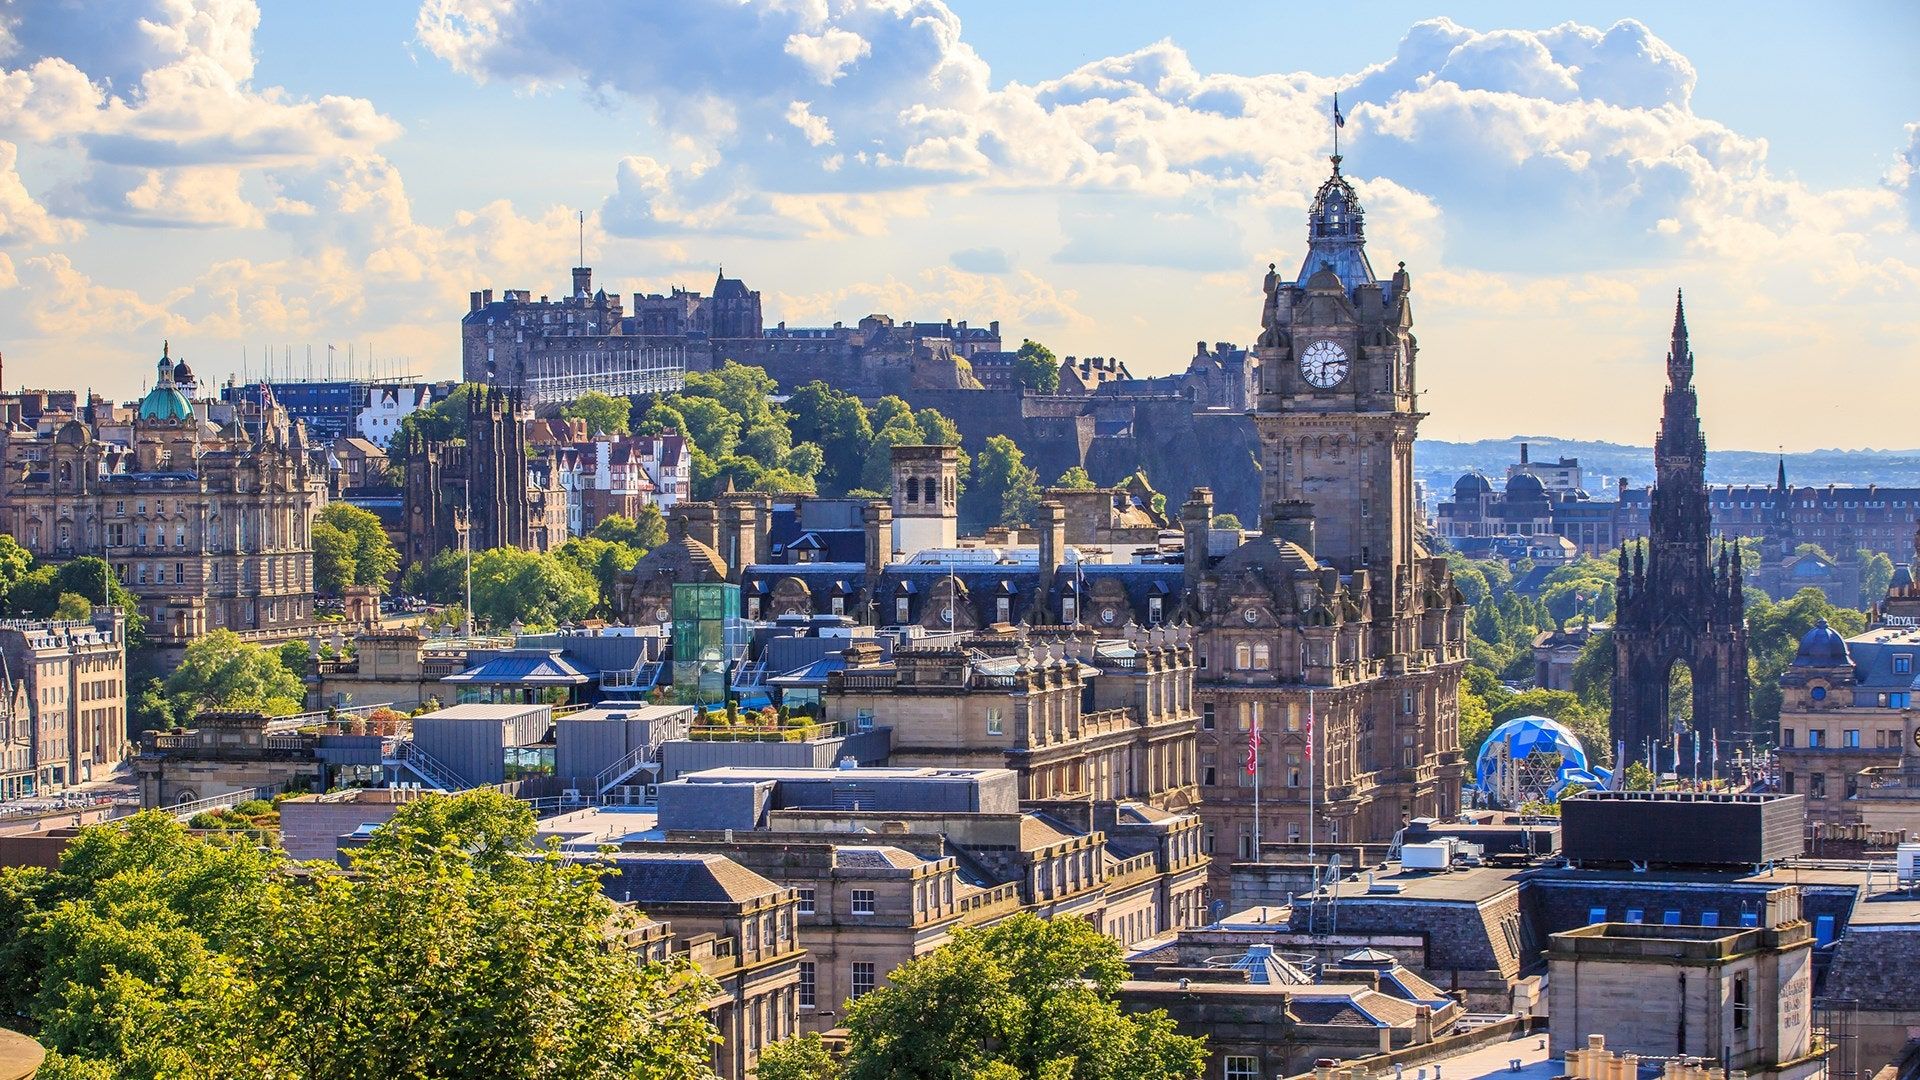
[1889,121,1920,225]
[773,267,1092,332]
[0,140,81,244]
[0,0,399,229]
[785,101,834,147]
[784,28,871,84]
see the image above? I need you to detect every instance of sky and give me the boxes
[0,1,1916,451]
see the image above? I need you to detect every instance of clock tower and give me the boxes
[1252,155,1421,602]
[1181,151,1470,882]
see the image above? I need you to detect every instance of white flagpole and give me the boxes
[1307,690,1316,866]
[1252,717,1261,863]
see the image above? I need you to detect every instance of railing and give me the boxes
[0,793,116,821]
[263,702,400,734]
[686,719,854,743]
[169,786,272,821]
[835,672,898,692]
[1078,708,1132,736]
[1107,850,1161,890]
[386,740,468,791]
[601,660,663,692]
[594,743,658,795]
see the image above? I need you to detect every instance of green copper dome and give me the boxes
[137,341,195,423]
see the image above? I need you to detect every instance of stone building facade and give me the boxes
[0,611,127,795]
[821,626,1200,810]
[1610,298,1751,763]
[0,346,327,649]
[398,385,566,565]
[1186,155,1471,866]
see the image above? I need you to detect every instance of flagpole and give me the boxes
[1307,690,1316,867]
[1251,709,1261,864]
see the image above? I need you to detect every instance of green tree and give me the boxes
[1794,542,1832,561]
[671,396,742,460]
[555,538,642,618]
[0,533,32,612]
[158,629,306,721]
[861,417,927,493]
[757,1033,840,1080]
[1053,466,1097,490]
[402,548,468,605]
[589,506,668,551]
[870,395,914,434]
[391,383,480,452]
[636,400,689,438]
[311,503,399,596]
[841,913,1204,1080]
[683,361,778,429]
[561,390,633,436]
[0,794,722,1079]
[1210,514,1243,530]
[1014,339,1060,393]
[469,547,597,629]
[785,381,873,496]
[1859,548,1895,607]
[964,436,1041,529]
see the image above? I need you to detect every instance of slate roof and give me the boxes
[442,649,592,685]
[600,852,782,906]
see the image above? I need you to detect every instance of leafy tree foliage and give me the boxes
[840,914,1204,1080]
[0,550,146,646]
[391,382,480,451]
[965,436,1041,529]
[589,507,667,550]
[1053,466,1097,490]
[469,547,598,629]
[554,538,642,619]
[785,381,874,496]
[311,503,399,596]
[561,390,633,436]
[1014,339,1060,393]
[1858,548,1895,607]
[756,1033,839,1080]
[1210,514,1242,530]
[0,793,720,1079]
[137,629,306,728]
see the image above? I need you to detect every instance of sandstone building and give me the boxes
[0,611,127,795]
[1185,154,1471,862]
[0,346,327,650]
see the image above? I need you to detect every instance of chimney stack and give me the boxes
[1038,500,1067,617]
[1181,488,1214,600]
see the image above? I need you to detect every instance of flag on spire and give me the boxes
[1333,92,1346,128]
[1303,700,1315,760]
[1245,729,1262,777]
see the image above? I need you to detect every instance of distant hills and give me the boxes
[1418,437,1920,493]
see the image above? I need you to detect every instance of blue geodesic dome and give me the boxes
[1473,715,1608,804]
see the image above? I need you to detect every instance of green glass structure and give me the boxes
[671,582,741,707]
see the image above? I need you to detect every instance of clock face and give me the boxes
[1300,339,1350,388]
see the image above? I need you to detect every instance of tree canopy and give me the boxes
[133,629,305,729]
[1014,339,1060,393]
[964,436,1041,529]
[561,390,633,436]
[311,503,399,596]
[0,791,720,1079]
[765,913,1203,1080]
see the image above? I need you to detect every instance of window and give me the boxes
[895,597,910,623]
[1062,597,1077,624]
[996,596,1011,623]
[1810,772,1827,800]
[830,595,845,617]
[1625,908,1644,924]
[1148,596,1163,623]
[1807,729,1824,748]
[1402,690,1415,715]
[1253,643,1270,668]
[1587,907,1607,925]
[1663,910,1682,925]
[1235,643,1252,670]
[856,710,874,732]
[1782,728,1796,748]
[1225,1057,1260,1080]
[1732,975,1750,1032]
[796,887,815,913]
[745,920,758,952]
[1844,729,1861,748]
[986,709,1003,737]
[851,889,876,915]
[1203,766,1217,787]
[851,962,876,999]
[1202,703,1215,731]
[798,962,816,1008]
[1810,687,1827,702]
[1700,911,1720,927]
[1897,654,1914,675]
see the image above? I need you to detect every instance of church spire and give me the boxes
[1668,289,1692,388]
[1776,453,1787,494]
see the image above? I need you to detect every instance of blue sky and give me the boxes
[1,1,1916,449]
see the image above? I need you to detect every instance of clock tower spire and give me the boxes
[1252,156,1421,594]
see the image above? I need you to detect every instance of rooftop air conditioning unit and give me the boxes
[1400,842,1451,871]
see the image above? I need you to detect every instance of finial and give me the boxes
[162,339,170,358]
[1672,288,1687,337]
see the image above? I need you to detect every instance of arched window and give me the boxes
[905,477,920,504]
